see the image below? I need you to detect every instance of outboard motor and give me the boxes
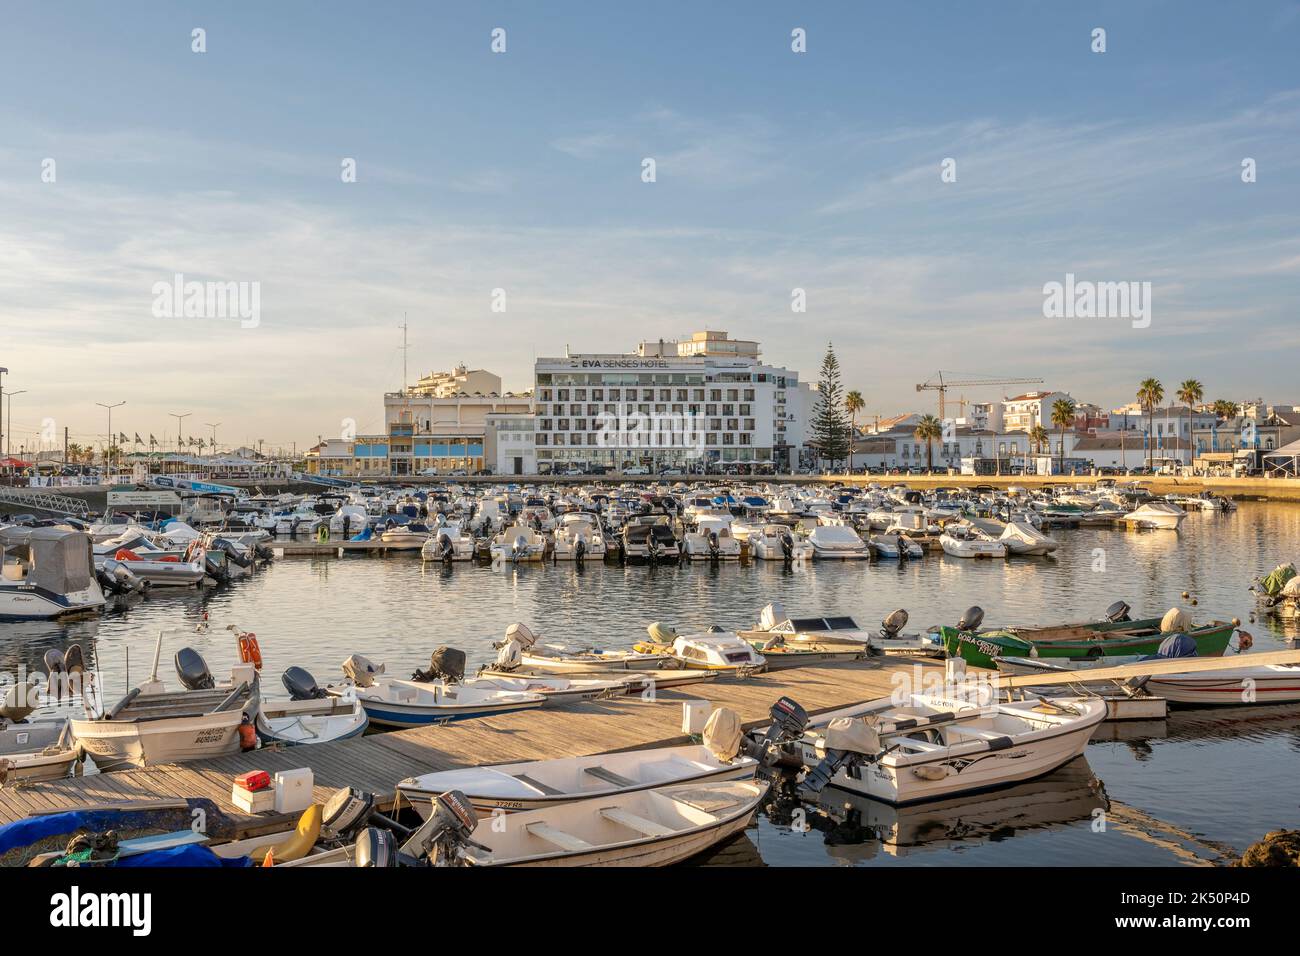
[1105,600,1132,623]
[574,536,587,562]
[880,608,909,640]
[282,666,327,700]
[97,559,144,595]
[322,786,376,841]
[740,696,810,770]
[707,530,720,559]
[437,532,454,563]
[706,624,725,633]
[343,654,383,688]
[797,715,885,801]
[175,647,215,690]
[957,606,984,632]
[0,681,38,724]
[511,533,528,562]
[401,789,482,866]
[494,638,523,671]
[780,531,794,560]
[412,647,466,683]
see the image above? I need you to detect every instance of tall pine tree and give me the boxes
[812,343,851,468]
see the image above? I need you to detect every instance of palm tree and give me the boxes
[1136,378,1164,470]
[66,443,84,465]
[1213,399,1238,421]
[1176,379,1203,461]
[844,390,864,472]
[1029,425,1049,456]
[913,415,942,473]
[1051,399,1076,474]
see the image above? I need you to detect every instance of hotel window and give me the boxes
[575,419,588,430]
[557,420,569,430]
[722,405,734,416]
[540,389,552,402]
[608,388,620,401]
[710,419,722,430]
[557,389,569,401]
[739,404,751,416]
[744,419,755,431]
[726,389,738,401]
[587,433,599,445]
[603,404,616,414]
[539,419,552,430]
[654,404,667,414]
[676,389,688,401]
[536,434,548,446]
[706,433,718,446]
[570,404,582,415]
[740,434,751,445]
[722,433,735,445]
[574,389,587,400]
[693,389,705,401]
[659,389,672,401]
[706,404,717,416]
[744,389,755,401]
[592,389,603,400]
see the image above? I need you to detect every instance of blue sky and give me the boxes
[2,1,1298,451]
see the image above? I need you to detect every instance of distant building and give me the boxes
[407,364,503,399]
[1001,391,1074,433]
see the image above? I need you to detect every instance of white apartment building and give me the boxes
[532,331,809,472]
[1001,391,1074,432]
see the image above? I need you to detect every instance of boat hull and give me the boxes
[938,621,1235,670]
[69,710,247,771]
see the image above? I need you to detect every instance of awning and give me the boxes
[0,457,32,468]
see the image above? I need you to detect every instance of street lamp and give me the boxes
[96,401,125,475]
[204,422,221,457]
[170,412,191,476]
[0,367,8,463]
[6,390,27,458]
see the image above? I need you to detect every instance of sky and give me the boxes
[2,1,1298,453]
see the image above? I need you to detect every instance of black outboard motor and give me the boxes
[741,696,810,770]
[880,609,909,640]
[175,647,215,690]
[780,531,794,560]
[708,530,720,559]
[438,532,454,563]
[574,537,586,562]
[411,647,466,683]
[958,606,984,632]
[1105,600,1132,623]
[282,666,327,700]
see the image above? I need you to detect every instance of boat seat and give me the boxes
[599,806,673,837]
[511,773,565,796]
[525,822,592,851]
[584,765,637,788]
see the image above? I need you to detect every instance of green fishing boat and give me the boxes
[935,604,1237,670]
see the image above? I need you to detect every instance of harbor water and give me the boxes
[5,501,1299,866]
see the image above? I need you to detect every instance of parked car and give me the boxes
[624,465,650,475]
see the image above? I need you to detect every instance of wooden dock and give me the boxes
[0,658,937,837]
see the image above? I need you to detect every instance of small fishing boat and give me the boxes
[255,667,369,745]
[419,521,475,562]
[70,637,260,771]
[1121,501,1186,530]
[0,685,82,785]
[637,625,767,674]
[489,522,547,562]
[793,693,1107,805]
[937,604,1237,670]
[410,779,769,866]
[868,531,924,559]
[380,522,431,550]
[550,513,607,561]
[397,742,758,815]
[488,622,675,673]
[806,518,870,559]
[327,655,544,728]
[682,516,742,560]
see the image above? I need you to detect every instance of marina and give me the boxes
[1,481,1299,868]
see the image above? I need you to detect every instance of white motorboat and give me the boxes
[749,523,814,561]
[621,515,681,561]
[71,639,260,771]
[397,741,758,815]
[490,522,547,562]
[682,515,742,560]
[0,527,106,621]
[1121,501,1186,530]
[489,622,675,675]
[420,520,476,562]
[255,667,369,745]
[551,513,607,561]
[996,654,1300,705]
[869,530,924,559]
[998,520,1059,556]
[739,603,942,656]
[939,525,1008,559]
[794,693,1106,805]
[806,517,869,560]
[326,655,544,728]
[380,522,431,550]
[463,674,631,707]
[412,779,769,866]
[638,624,766,674]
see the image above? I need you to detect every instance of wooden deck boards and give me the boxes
[0,658,936,836]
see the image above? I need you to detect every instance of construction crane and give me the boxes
[915,372,1045,421]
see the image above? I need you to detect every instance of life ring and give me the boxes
[239,633,264,670]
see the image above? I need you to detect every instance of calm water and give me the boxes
[6,501,1300,866]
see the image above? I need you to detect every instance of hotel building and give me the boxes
[532,331,811,472]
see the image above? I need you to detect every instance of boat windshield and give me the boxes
[790,617,829,632]
[824,616,860,630]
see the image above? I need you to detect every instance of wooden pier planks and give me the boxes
[0,658,936,836]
